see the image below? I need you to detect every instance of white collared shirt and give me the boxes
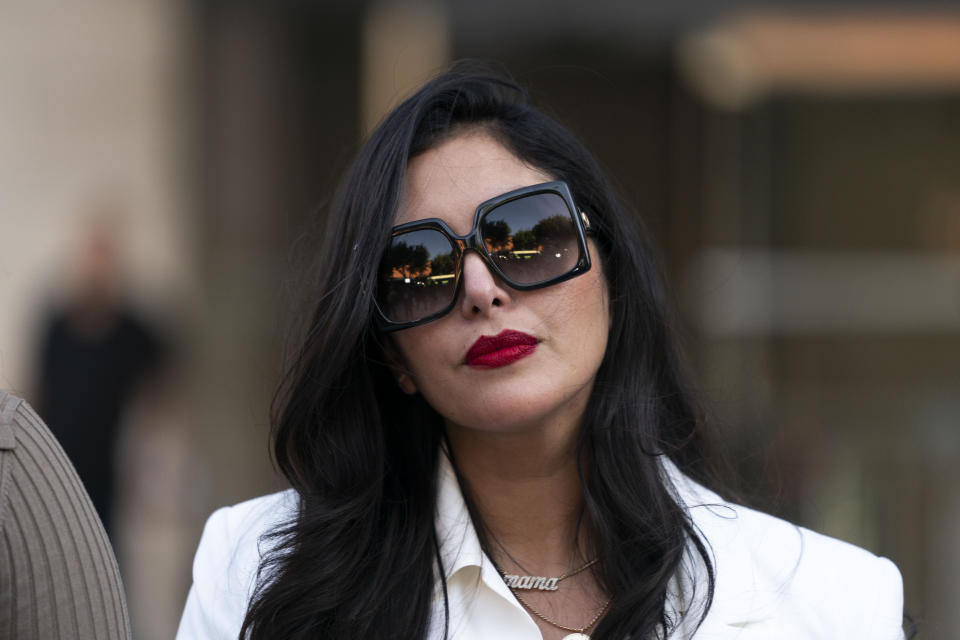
[176,454,904,639]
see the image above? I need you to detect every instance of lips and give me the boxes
[465,330,538,368]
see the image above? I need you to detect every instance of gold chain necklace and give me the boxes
[511,589,610,639]
[493,558,610,639]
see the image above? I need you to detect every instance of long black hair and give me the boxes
[240,61,717,639]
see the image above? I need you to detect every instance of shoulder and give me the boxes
[1,393,67,455]
[665,463,904,639]
[176,490,298,640]
[0,391,131,639]
[0,391,23,449]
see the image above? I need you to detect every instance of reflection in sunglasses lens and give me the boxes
[377,229,458,323]
[482,193,578,284]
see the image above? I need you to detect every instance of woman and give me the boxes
[176,64,905,639]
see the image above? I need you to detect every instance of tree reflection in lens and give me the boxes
[378,231,459,323]
[486,213,578,284]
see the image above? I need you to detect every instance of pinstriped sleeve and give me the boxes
[0,392,131,640]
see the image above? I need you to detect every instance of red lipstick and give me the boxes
[465,330,538,368]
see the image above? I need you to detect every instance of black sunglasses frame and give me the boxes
[375,181,594,332]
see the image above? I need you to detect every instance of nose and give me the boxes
[458,251,513,320]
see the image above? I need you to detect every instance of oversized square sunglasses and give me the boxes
[375,181,594,331]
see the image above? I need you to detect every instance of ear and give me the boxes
[382,338,419,395]
[395,372,418,395]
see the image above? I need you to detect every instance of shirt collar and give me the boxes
[434,449,485,581]
[434,450,530,621]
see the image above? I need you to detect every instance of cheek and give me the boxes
[581,285,610,358]
[392,331,472,424]
[390,324,454,392]
[553,273,609,334]
[561,275,611,371]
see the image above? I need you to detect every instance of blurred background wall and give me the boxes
[1,1,957,637]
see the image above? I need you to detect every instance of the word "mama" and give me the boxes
[503,574,560,591]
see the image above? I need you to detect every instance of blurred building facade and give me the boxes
[1,1,957,637]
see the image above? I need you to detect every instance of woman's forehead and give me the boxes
[396,132,553,232]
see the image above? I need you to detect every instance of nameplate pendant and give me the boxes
[502,574,560,591]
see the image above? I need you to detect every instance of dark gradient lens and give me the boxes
[481,193,579,284]
[377,229,459,323]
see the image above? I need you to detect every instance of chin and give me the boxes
[448,394,586,436]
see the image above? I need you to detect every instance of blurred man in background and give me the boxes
[34,206,166,540]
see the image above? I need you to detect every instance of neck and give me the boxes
[446,422,591,574]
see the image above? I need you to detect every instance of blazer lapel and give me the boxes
[661,458,789,637]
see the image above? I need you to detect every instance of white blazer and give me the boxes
[176,455,904,639]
